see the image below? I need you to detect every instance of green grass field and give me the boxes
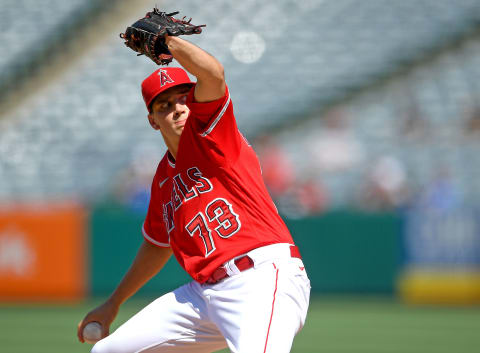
[0,296,478,353]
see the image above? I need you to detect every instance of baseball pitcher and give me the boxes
[77,9,310,353]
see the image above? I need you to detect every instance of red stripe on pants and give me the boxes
[264,263,279,353]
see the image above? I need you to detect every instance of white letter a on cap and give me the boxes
[158,69,174,87]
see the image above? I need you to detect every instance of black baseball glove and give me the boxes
[120,8,205,65]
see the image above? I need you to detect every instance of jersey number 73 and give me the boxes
[185,198,241,257]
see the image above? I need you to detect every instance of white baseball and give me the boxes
[83,321,103,344]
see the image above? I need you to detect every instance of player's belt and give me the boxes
[205,245,302,285]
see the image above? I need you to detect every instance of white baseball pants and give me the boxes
[91,243,311,353]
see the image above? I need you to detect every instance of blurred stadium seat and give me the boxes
[0,0,480,206]
[0,0,87,70]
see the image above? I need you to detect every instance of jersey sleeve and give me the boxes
[142,171,170,248]
[186,85,243,163]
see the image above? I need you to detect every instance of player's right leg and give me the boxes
[90,282,227,353]
[205,244,311,353]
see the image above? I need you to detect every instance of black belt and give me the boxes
[205,245,302,285]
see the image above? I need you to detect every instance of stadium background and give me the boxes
[1,0,479,352]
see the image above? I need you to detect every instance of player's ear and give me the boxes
[147,113,160,130]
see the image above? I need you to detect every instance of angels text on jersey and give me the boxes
[162,166,242,257]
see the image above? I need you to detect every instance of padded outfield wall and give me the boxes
[1,202,479,303]
[89,204,400,296]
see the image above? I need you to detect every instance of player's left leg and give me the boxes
[90,282,227,353]
[204,247,311,353]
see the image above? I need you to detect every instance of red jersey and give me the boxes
[142,85,294,283]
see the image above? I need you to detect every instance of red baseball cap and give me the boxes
[141,67,194,111]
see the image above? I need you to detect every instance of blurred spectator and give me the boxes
[356,155,409,211]
[254,135,295,200]
[275,177,328,219]
[307,108,365,174]
[397,91,430,141]
[294,177,328,216]
[112,143,161,214]
[463,104,480,137]
[254,135,329,217]
[416,165,463,212]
